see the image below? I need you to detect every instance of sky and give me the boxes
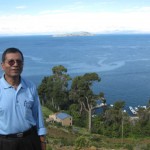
[0,0,150,35]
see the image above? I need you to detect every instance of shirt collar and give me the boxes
[1,74,26,89]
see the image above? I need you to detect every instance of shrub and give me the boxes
[75,136,90,149]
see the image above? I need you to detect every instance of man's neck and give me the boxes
[4,75,20,89]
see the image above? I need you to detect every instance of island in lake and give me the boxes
[52,31,95,37]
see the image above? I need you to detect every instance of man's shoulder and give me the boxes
[0,75,7,87]
[0,76,2,82]
[0,76,3,87]
[21,77,37,88]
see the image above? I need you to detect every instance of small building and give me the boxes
[49,112,72,126]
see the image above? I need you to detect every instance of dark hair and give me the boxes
[2,47,24,62]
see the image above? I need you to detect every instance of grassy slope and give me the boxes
[42,107,150,150]
[45,126,150,150]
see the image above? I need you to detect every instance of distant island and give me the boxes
[52,31,94,37]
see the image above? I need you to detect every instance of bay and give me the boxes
[0,34,150,108]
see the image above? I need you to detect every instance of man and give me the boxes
[0,48,46,150]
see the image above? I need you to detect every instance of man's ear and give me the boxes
[1,62,4,71]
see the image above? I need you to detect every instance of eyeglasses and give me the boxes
[5,59,23,66]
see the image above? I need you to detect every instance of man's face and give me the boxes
[1,52,23,78]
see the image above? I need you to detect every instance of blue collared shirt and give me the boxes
[0,75,46,135]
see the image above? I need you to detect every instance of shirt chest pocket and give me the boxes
[24,100,34,121]
[0,108,4,116]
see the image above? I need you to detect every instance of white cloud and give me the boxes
[39,9,69,15]
[0,10,150,35]
[124,6,150,13]
[16,5,27,9]
[138,6,150,12]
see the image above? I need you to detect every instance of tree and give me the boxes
[98,92,107,105]
[68,104,87,127]
[38,76,49,105]
[69,72,101,132]
[38,65,71,110]
[135,105,150,137]
[103,101,129,137]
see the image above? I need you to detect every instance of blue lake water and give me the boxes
[0,34,150,108]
